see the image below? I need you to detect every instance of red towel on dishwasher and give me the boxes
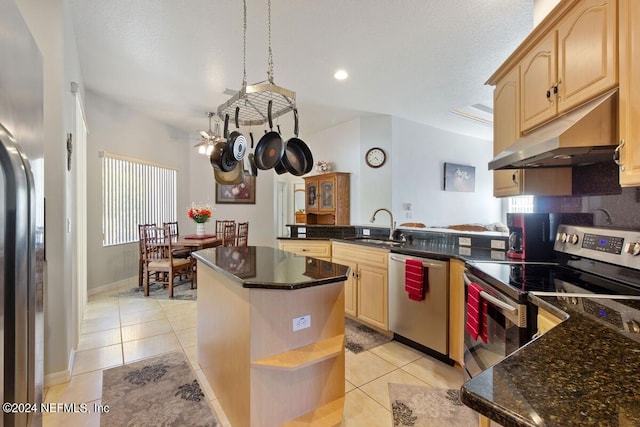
[466,281,488,343]
[405,259,427,301]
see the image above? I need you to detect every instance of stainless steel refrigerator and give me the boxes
[0,0,45,426]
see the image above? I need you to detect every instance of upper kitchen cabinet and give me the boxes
[493,64,572,197]
[304,172,350,225]
[521,0,617,133]
[618,0,640,186]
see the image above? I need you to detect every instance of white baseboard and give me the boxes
[88,276,137,296]
[44,349,75,387]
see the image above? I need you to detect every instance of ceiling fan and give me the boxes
[194,112,225,155]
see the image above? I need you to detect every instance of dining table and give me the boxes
[174,235,222,251]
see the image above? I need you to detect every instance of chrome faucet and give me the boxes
[592,208,613,225]
[370,208,395,240]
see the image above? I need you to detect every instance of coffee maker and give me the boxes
[506,213,556,260]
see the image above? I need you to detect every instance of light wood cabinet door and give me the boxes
[493,67,523,197]
[448,259,465,366]
[357,264,388,331]
[334,258,358,317]
[521,31,557,132]
[618,0,640,186]
[556,0,617,114]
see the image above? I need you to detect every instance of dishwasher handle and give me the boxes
[390,255,445,269]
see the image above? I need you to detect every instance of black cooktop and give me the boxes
[466,260,640,302]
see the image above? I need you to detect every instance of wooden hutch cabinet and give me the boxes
[304,172,350,225]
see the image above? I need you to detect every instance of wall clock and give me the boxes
[365,147,386,168]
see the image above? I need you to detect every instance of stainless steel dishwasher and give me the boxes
[388,253,449,358]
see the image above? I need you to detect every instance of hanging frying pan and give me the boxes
[227,106,247,161]
[254,100,284,170]
[274,108,313,176]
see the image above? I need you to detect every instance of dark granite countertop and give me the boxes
[192,245,349,290]
[279,236,509,263]
[461,293,640,427]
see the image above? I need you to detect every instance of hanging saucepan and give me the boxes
[254,100,284,170]
[227,106,247,161]
[209,114,237,172]
[274,109,314,176]
[213,159,244,185]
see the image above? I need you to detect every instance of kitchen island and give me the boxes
[192,246,349,427]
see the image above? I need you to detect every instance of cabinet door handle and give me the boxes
[614,139,625,167]
[512,171,518,184]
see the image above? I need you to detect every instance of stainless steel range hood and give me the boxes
[489,89,618,170]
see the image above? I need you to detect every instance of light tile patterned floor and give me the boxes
[42,279,465,427]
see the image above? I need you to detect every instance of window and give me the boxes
[507,195,534,213]
[101,152,177,246]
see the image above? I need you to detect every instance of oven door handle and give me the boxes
[463,274,517,314]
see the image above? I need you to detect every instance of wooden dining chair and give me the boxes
[163,221,191,258]
[138,223,156,287]
[142,225,194,298]
[222,223,238,246]
[236,222,249,246]
[215,220,236,238]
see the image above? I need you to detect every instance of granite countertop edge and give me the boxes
[192,247,349,290]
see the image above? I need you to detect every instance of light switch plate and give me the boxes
[293,315,311,331]
[362,229,371,236]
[298,227,307,234]
[491,240,506,250]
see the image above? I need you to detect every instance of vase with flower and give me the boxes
[316,160,331,174]
[188,205,212,236]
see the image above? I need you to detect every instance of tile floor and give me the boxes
[42,278,466,427]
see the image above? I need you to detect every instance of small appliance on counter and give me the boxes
[506,213,556,260]
[506,213,594,260]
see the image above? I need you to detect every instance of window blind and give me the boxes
[101,152,177,246]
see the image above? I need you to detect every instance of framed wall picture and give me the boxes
[215,174,256,204]
[444,162,476,192]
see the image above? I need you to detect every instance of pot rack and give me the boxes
[216,0,296,126]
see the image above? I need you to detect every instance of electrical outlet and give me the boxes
[491,239,506,250]
[458,247,471,256]
[405,212,413,219]
[292,315,311,331]
[298,227,307,234]
[362,229,371,236]
[458,237,471,246]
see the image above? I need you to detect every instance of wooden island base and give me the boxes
[197,263,346,427]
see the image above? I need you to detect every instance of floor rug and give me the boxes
[115,282,196,301]
[101,351,219,427]
[388,383,478,427]
[345,317,392,354]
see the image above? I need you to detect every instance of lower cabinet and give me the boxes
[332,242,389,331]
[536,306,564,336]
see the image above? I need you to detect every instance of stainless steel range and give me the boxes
[463,224,640,378]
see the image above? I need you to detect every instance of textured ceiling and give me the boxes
[68,0,534,142]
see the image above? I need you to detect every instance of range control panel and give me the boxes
[555,225,640,270]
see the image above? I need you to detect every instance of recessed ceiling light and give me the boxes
[334,69,348,80]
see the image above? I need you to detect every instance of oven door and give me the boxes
[463,271,529,379]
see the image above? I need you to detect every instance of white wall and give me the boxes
[16,0,84,381]
[85,91,193,290]
[391,117,500,226]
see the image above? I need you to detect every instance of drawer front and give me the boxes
[332,242,388,268]
[279,240,331,258]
